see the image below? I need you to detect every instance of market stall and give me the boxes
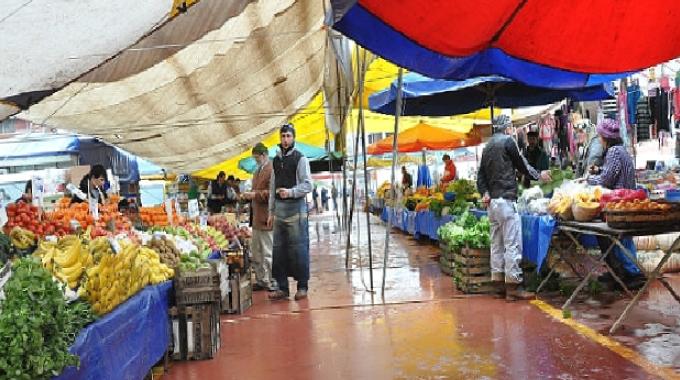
[0,190,253,378]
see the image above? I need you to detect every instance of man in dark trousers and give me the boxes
[267,123,313,301]
[320,187,329,211]
[478,115,551,301]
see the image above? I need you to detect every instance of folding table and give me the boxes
[537,220,680,334]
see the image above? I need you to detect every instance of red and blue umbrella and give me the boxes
[332,1,680,87]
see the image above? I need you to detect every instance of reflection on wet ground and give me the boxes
[165,214,679,379]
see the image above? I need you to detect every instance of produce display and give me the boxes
[139,205,180,227]
[547,186,603,221]
[78,241,174,315]
[8,227,36,251]
[36,236,92,289]
[438,211,491,249]
[147,236,181,268]
[0,258,96,380]
[49,200,133,238]
[0,191,254,377]
[604,199,671,212]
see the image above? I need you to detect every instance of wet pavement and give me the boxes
[165,214,679,380]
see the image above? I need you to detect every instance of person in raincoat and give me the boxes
[477,115,551,300]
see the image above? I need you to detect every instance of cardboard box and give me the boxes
[66,165,90,185]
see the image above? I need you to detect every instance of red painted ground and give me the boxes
[164,214,676,379]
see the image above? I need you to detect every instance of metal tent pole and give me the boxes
[382,68,404,295]
[345,47,366,269]
[358,77,374,291]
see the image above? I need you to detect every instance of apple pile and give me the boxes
[208,215,252,242]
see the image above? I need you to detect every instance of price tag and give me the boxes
[199,213,208,227]
[165,198,174,225]
[31,173,45,209]
[188,199,199,219]
[89,198,99,221]
[107,237,121,254]
[44,235,58,242]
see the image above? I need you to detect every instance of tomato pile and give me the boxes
[4,202,70,237]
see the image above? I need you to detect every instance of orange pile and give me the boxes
[139,205,178,227]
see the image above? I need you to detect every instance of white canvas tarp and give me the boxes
[20,0,326,172]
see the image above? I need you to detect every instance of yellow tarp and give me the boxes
[193,58,497,179]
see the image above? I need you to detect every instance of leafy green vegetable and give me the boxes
[0,258,96,379]
[446,179,477,200]
[437,212,491,249]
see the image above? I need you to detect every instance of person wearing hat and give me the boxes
[587,118,644,289]
[477,115,551,301]
[522,131,549,188]
[267,123,313,301]
[241,143,276,291]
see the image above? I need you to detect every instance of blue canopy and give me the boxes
[332,2,632,89]
[369,73,615,117]
[238,143,328,173]
[0,134,79,159]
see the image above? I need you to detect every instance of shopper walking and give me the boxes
[312,186,319,213]
[241,143,275,291]
[267,123,313,301]
[477,115,551,301]
[321,187,329,211]
[331,183,338,211]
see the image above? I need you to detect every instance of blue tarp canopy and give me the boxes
[331,2,634,88]
[369,73,615,117]
[0,134,79,159]
[238,142,329,174]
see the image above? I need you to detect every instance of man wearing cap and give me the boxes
[241,143,275,291]
[267,123,313,301]
[477,115,551,301]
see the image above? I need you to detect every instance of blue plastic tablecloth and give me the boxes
[55,281,172,380]
[383,206,639,274]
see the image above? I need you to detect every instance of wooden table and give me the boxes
[537,220,680,334]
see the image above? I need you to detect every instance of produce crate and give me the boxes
[175,266,220,290]
[222,270,252,314]
[452,247,495,294]
[170,304,221,361]
[175,287,221,306]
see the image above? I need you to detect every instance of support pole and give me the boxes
[345,47,366,269]
[359,79,374,291]
[382,68,404,295]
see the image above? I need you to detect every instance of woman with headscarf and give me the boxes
[586,119,644,289]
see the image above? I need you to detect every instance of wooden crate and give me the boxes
[170,304,221,361]
[452,247,495,294]
[222,270,253,314]
[175,267,220,290]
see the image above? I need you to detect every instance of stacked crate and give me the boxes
[439,243,495,294]
[171,266,221,360]
[222,269,253,314]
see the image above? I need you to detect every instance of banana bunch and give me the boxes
[80,242,174,315]
[34,235,92,289]
[548,194,573,215]
[10,227,35,250]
